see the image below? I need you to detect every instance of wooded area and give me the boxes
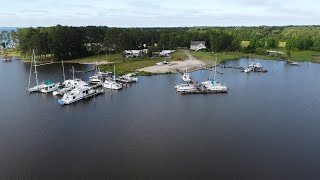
[2,25,320,61]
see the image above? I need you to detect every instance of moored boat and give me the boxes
[103,65,123,90]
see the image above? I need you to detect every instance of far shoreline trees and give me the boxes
[2,25,320,61]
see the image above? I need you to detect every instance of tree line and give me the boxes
[2,25,320,60]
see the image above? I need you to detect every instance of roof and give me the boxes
[44,81,54,85]
[191,41,206,46]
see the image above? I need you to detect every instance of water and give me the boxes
[1,59,320,178]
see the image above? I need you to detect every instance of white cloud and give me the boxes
[1,0,319,27]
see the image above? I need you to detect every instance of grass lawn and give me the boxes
[0,49,23,58]
[67,50,188,75]
[170,50,188,61]
[190,51,278,64]
[241,41,250,47]
[99,58,174,75]
[290,50,320,62]
[278,42,286,48]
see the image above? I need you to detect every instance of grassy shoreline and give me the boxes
[6,48,320,76]
[66,50,189,75]
[190,50,320,64]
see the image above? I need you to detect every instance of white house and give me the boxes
[124,49,148,58]
[190,41,206,51]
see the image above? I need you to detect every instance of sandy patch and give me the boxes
[138,59,206,73]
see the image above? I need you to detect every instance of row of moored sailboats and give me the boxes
[27,50,138,105]
[175,58,228,93]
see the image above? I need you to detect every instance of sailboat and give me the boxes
[53,60,72,96]
[201,58,228,92]
[27,49,43,92]
[103,65,123,90]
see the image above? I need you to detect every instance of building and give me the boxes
[190,41,206,51]
[159,50,176,57]
[124,49,148,58]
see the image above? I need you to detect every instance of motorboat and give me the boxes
[40,81,60,93]
[58,85,104,105]
[89,75,103,84]
[89,62,104,84]
[118,73,138,83]
[52,85,71,96]
[175,83,197,92]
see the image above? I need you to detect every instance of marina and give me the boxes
[1,58,320,177]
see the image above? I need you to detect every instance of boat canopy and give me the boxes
[44,81,54,85]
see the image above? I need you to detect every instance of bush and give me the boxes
[255,48,267,55]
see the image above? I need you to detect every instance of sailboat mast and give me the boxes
[28,53,33,89]
[33,49,39,86]
[72,66,75,80]
[214,57,217,81]
[113,65,116,81]
[62,60,65,82]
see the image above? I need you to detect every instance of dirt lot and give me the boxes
[138,50,206,73]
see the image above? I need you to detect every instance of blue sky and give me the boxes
[1,0,319,27]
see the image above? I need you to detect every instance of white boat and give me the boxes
[27,49,42,92]
[53,86,71,96]
[40,81,60,93]
[243,67,253,73]
[118,73,138,83]
[103,65,123,90]
[27,49,60,93]
[201,80,228,92]
[89,75,103,84]
[182,68,192,83]
[201,58,228,92]
[89,62,103,84]
[58,86,104,105]
[245,62,265,72]
[53,65,88,96]
[175,83,197,92]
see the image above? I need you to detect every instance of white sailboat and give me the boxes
[201,58,228,92]
[27,49,42,92]
[103,65,123,90]
[53,60,72,96]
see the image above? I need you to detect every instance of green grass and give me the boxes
[0,49,23,58]
[170,50,188,61]
[289,50,320,62]
[241,41,250,47]
[67,50,187,75]
[190,51,278,64]
[278,42,286,48]
[99,57,174,75]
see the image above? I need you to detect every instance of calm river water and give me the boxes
[0,59,320,178]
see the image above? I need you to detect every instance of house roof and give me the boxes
[191,41,206,46]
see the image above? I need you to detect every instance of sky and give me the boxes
[0,0,319,27]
